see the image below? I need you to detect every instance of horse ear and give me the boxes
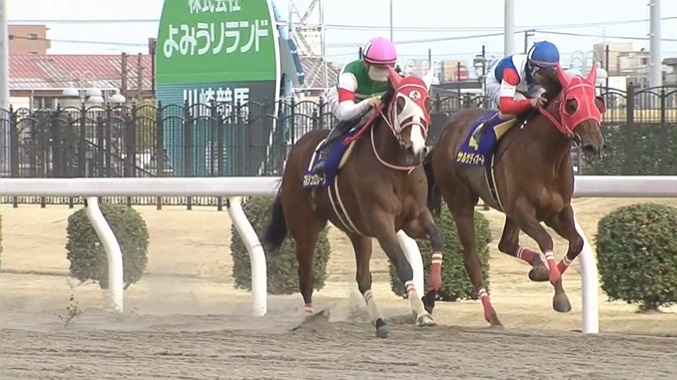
[555,63,571,87]
[586,61,597,85]
[387,66,402,88]
[422,68,434,90]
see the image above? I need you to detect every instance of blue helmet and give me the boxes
[527,41,560,68]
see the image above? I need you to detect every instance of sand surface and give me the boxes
[2,199,677,379]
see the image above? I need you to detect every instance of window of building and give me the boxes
[34,97,57,110]
[27,33,38,40]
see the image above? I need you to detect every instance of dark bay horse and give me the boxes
[262,67,444,338]
[427,63,606,327]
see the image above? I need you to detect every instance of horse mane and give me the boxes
[518,70,564,126]
[381,75,399,105]
[537,70,564,107]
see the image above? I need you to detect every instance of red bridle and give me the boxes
[538,62,605,138]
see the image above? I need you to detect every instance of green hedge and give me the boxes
[231,196,331,295]
[65,203,149,289]
[581,123,677,175]
[595,203,677,311]
[389,209,492,301]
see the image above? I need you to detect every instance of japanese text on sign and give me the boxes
[163,20,270,58]
[183,87,250,118]
[189,0,241,14]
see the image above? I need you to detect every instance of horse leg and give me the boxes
[446,191,502,327]
[285,196,327,318]
[542,204,584,313]
[371,212,435,327]
[349,234,390,338]
[295,236,321,318]
[511,197,562,287]
[402,208,444,315]
[497,216,549,282]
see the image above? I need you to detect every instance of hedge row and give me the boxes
[581,124,677,175]
[595,202,677,311]
[230,196,332,295]
[66,203,149,289]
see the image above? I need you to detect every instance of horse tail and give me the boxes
[423,151,442,217]
[261,188,288,254]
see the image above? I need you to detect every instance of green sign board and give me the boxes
[156,0,280,176]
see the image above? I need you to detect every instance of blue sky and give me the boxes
[8,0,677,72]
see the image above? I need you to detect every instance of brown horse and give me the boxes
[426,63,606,327]
[262,67,444,338]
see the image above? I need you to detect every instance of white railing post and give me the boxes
[573,209,599,334]
[397,230,424,305]
[84,196,124,313]
[227,196,267,317]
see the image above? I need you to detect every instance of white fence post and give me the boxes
[84,196,124,313]
[573,209,599,334]
[227,196,267,316]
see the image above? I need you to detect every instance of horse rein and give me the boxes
[370,105,419,174]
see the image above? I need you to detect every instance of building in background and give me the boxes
[665,58,677,84]
[9,24,50,55]
[592,42,661,87]
[9,54,153,109]
[438,60,469,83]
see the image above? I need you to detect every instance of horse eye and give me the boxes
[565,99,578,115]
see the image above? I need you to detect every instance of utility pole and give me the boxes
[481,45,487,77]
[649,0,662,87]
[319,0,327,88]
[121,53,129,99]
[136,53,143,99]
[389,0,394,42]
[503,0,515,56]
[523,29,536,53]
[427,48,432,72]
[0,0,10,176]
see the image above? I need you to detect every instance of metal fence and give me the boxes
[2,84,677,208]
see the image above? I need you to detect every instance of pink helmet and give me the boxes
[363,37,398,66]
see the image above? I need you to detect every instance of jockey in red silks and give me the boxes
[310,37,398,176]
[473,41,561,141]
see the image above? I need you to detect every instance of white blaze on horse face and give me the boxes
[394,92,427,155]
[409,121,426,155]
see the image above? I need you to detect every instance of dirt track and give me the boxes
[2,306,677,380]
[2,202,677,379]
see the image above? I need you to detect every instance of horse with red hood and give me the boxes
[426,62,606,327]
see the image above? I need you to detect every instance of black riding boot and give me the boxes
[310,123,344,176]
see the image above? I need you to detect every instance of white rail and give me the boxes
[4,175,677,333]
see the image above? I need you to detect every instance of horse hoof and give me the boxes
[375,324,391,338]
[422,293,436,315]
[416,314,436,327]
[553,296,572,313]
[487,314,504,329]
[489,322,505,330]
[528,265,549,282]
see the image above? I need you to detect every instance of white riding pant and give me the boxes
[484,75,546,109]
